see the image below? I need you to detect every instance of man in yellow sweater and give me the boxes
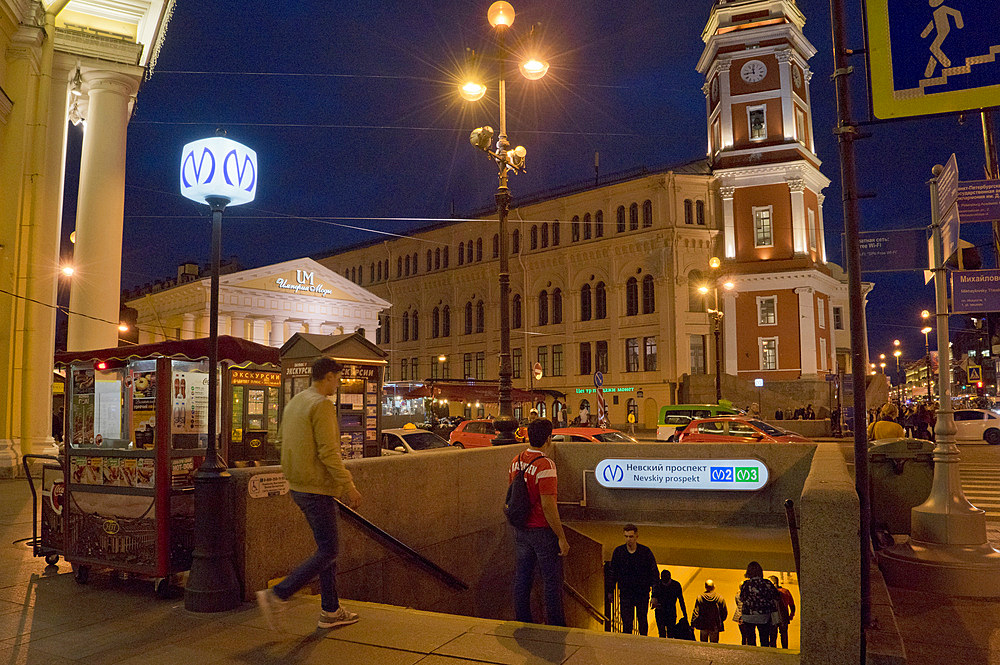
[868,403,904,443]
[257,357,362,630]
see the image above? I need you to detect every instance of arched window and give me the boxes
[435,248,441,269]
[541,223,548,248]
[350,267,356,282]
[458,242,465,265]
[512,294,522,329]
[432,307,440,338]
[492,234,499,258]
[617,205,626,233]
[476,300,485,332]
[466,241,473,264]
[629,202,639,230]
[442,248,449,268]
[696,200,706,225]
[685,199,696,225]
[530,225,538,250]
[411,311,419,340]
[688,270,706,312]
[465,302,473,334]
[626,277,639,316]
[476,237,483,261]
[552,288,563,324]
[442,306,450,337]
[370,263,375,282]
[642,200,653,227]
[402,312,409,341]
[383,313,391,343]
[397,257,402,277]
[642,274,655,314]
[583,213,592,239]
[595,210,604,237]
[580,284,592,321]
[512,229,520,254]
[572,215,580,242]
[413,253,418,273]
[552,221,560,245]
[595,282,607,319]
[426,250,432,271]
[377,261,382,281]
[538,290,549,326]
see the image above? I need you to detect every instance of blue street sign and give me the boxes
[969,365,982,382]
[951,269,1000,313]
[958,179,1000,223]
[866,2,1000,119]
[857,228,928,272]
[593,371,603,389]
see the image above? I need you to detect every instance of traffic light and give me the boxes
[977,381,984,395]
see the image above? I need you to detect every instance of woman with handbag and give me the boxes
[737,561,780,647]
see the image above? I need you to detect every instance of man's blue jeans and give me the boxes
[513,527,565,626]
[273,491,340,612]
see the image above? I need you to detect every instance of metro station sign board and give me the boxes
[595,458,769,491]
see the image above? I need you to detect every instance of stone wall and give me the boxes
[682,372,836,417]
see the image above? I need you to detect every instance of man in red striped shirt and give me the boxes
[509,418,569,626]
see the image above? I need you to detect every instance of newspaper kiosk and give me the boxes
[55,336,279,592]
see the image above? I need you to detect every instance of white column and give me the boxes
[721,186,736,259]
[218,313,231,337]
[723,291,738,375]
[250,319,269,345]
[718,61,733,149]
[269,317,287,346]
[230,315,246,339]
[795,286,818,376]
[286,320,303,340]
[66,69,139,351]
[776,49,795,141]
[19,57,73,456]
[804,69,817,153]
[197,313,211,338]
[789,178,808,255]
[180,313,196,340]
[138,329,155,344]
[817,192,828,264]
[306,319,324,334]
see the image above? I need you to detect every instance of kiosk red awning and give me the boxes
[54,336,280,367]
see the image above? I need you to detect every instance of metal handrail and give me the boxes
[784,498,801,578]
[335,499,468,591]
[22,454,61,556]
[563,580,608,625]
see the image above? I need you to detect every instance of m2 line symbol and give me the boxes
[602,464,623,483]
[710,467,734,482]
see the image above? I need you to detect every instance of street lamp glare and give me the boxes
[438,354,447,363]
[708,256,721,269]
[723,281,734,290]
[487,1,514,27]
[893,339,900,346]
[60,265,75,277]
[879,353,885,360]
[460,81,487,102]
[698,285,709,295]
[922,326,933,335]
[519,58,549,80]
[921,309,931,319]
[69,231,76,244]
[894,350,901,357]
[118,324,129,332]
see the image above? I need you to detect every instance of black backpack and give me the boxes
[505,453,542,528]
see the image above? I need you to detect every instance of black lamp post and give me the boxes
[461,1,548,444]
[179,135,257,612]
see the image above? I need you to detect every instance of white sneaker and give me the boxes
[255,588,288,631]
[317,606,359,629]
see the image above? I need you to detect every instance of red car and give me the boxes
[677,417,810,443]
[551,427,637,443]
[448,419,498,448]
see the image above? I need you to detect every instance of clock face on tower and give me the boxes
[741,59,767,83]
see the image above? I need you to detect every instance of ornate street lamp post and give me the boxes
[699,257,734,404]
[179,135,257,612]
[461,1,548,444]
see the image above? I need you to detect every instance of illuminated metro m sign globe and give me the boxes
[595,458,769,491]
[180,137,257,206]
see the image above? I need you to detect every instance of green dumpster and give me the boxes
[868,438,935,535]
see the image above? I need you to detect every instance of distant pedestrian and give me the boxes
[691,579,728,643]
[528,408,539,423]
[733,593,753,645]
[257,357,362,631]
[804,404,815,420]
[914,404,932,439]
[793,406,805,420]
[747,402,761,418]
[510,418,568,626]
[738,561,779,647]
[608,524,659,635]
[868,403,904,443]
[769,576,795,649]
[774,407,784,420]
[650,569,687,639]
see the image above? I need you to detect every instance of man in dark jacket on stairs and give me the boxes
[608,524,659,635]
[691,579,728,642]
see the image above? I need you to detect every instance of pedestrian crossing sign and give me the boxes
[866,1,1000,118]
[969,364,982,381]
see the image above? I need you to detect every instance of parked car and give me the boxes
[954,409,1000,444]
[448,419,498,448]
[656,404,741,440]
[658,415,693,442]
[380,428,453,455]
[677,417,811,443]
[551,427,637,443]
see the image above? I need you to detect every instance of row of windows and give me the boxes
[395,337,656,382]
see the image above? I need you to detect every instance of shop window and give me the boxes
[627,398,638,423]
[625,277,639,316]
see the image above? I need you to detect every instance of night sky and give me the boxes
[61,0,996,367]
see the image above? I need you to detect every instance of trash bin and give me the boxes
[868,438,935,535]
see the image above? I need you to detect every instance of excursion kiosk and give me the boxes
[280,332,387,459]
[54,336,279,590]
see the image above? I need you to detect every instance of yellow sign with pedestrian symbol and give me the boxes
[968,365,982,382]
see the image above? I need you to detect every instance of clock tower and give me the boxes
[697,0,848,389]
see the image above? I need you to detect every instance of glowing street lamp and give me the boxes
[179,134,257,613]
[922,319,934,399]
[60,265,75,277]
